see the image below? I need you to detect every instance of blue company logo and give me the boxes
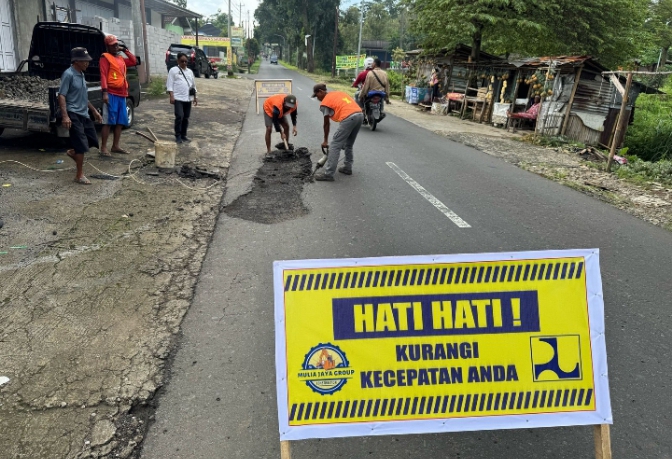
[299,343,354,395]
[531,336,582,382]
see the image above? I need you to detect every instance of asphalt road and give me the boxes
[140,61,672,459]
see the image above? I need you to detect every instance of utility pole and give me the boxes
[331,6,339,77]
[247,10,250,67]
[354,0,364,77]
[607,72,633,172]
[138,0,150,83]
[239,3,242,30]
[227,0,232,75]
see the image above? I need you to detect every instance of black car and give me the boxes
[165,44,214,78]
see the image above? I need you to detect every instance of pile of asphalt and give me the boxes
[224,147,313,224]
[0,75,60,105]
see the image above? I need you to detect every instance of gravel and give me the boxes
[0,75,60,105]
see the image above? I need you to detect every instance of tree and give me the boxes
[406,0,648,67]
[255,0,338,72]
[172,0,187,9]
[408,0,551,62]
[649,0,672,69]
[362,2,393,41]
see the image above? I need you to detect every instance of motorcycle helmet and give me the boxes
[364,57,374,69]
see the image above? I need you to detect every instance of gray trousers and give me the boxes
[325,113,364,176]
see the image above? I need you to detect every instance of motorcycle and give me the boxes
[364,90,387,131]
[208,59,219,79]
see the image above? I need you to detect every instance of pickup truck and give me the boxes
[0,21,141,138]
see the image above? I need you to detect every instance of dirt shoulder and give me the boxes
[385,101,672,230]
[0,77,252,458]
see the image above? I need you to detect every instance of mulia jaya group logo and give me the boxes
[299,343,355,395]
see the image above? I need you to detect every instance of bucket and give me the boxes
[154,140,176,169]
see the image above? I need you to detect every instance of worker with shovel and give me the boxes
[311,83,363,182]
[264,94,297,153]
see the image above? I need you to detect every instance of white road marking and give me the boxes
[0,377,9,387]
[386,162,471,228]
[296,87,303,91]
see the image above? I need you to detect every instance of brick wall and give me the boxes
[145,24,181,77]
[79,16,135,54]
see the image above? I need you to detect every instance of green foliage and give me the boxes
[407,0,649,68]
[616,158,672,185]
[146,77,166,96]
[388,70,403,94]
[624,94,672,162]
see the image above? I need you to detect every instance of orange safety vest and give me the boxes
[320,91,361,122]
[102,53,128,92]
[263,93,297,118]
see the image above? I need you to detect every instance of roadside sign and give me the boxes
[274,249,612,442]
[231,37,242,47]
[335,54,365,70]
[254,79,292,114]
[181,35,230,47]
[231,26,244,38]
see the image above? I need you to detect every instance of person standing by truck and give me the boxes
[58,47,103,185]
[99,34,136,156]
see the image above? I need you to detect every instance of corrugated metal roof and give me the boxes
[508,56,592,68]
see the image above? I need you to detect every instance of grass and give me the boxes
[146,77,166,96]
[250,59,261,74]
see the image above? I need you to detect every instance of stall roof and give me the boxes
[508,55,594,68]
[405,44,503,64]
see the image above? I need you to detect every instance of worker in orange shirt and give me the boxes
[99,34,136,156]
[311,83,364,181]
[263,93,297,153]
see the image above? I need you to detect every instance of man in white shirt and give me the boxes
[166,52,198,144]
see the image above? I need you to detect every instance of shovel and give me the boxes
[310,145,329,178]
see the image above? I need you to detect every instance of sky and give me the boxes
[187,0,260,26]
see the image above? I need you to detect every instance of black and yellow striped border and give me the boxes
[289,387,593,422]
[284,260,584,292]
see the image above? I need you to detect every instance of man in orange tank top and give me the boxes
[99,34,137,156]
[311,83,364,181]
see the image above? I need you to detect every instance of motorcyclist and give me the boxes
[352,57,374,110]
[359,58,390,122]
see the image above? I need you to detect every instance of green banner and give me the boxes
[336,54,366,70]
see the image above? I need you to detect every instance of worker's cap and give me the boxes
[284,94,297,108]
[311,83,327,98]
[104,34,119,46]
[70,47,92,62]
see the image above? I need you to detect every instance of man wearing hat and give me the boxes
[311,83,363,181]
[58,47,103,185]
[263,93,298,153]
[99,34,137,156]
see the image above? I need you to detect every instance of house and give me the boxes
[0,0,202,78]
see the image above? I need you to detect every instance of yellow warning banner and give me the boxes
[274,250,612,440]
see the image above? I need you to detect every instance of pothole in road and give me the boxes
[224,148,313,224]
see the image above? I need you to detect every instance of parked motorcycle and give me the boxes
[364,90,387,131]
